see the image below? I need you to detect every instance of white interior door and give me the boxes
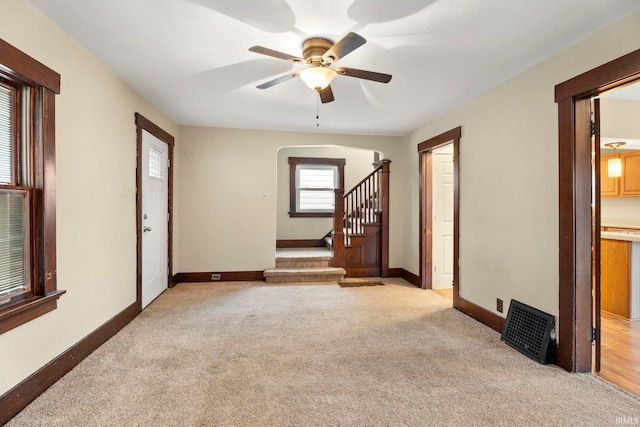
[141,130,169,308]
[432,146,454,288]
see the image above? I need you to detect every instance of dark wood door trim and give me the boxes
[418,127,461,303]
[555,47,640,372]
[419,151,433,289]
[593,98,602,373]
[135,113,175,313]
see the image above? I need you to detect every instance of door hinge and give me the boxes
[167,158,171,168]
[590,121,596,137]
[591,327,599,342]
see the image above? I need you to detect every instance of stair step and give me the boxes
[275,256,333,268]
[263,267,346,284]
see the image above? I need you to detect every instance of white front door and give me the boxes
[432,145,454,288]
[141,130,169,308]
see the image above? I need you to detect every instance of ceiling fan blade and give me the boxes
[256,72,298,89]
[322,32,366,63]
[319,85,335,104]
[336,67,392,84]
[249,46,303,63]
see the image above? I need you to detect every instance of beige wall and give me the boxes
[601,197,640,223]
[401,9,640,319]
[176,127,401,272]
[0,0,179,395]
[601,98,640,140]
[276,146,380,240]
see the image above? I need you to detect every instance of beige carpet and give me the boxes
[8,279,640,426]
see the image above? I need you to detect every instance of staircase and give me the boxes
[334,160,390,277]
[264,159,390,283]
[263,248,346,284]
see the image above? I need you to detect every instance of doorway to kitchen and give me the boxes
[418,127,460,306]
[594,81,640,397]
[555,47,640,391]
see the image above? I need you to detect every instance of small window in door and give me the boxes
[148,146,163,179]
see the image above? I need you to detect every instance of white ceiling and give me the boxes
[30,0,640,136]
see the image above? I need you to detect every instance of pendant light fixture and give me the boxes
[604,141,626,178]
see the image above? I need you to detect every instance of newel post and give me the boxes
[333,188,345,268]
[381,159,391,277]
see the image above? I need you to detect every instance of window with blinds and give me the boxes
[0,83,30,302]
[288,157,344,218]
[0,84,13,185]
[296,165,337,212]
[0,37,62,335]
[0,190,29,301]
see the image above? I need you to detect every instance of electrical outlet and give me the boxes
[211,274,221,281]
[496,298,503,313]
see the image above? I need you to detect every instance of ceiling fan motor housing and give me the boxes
[302,38,334,65]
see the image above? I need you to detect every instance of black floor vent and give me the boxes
[501,299,556,364]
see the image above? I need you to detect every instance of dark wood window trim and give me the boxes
[288,157,345,218]
[0,38,63,334]
[555,47,640,372]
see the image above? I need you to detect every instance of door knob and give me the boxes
[143,226,152,232]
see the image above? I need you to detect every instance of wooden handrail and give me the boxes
[333,160,391,275]
[346,163,384,197]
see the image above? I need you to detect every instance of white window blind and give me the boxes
[297,165,337,211]
[0,190,29,299]
[149,146,163,179]
[0,84,13,185]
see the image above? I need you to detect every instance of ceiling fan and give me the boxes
[249,32,392,103]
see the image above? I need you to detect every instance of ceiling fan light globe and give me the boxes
[300,67,336,91]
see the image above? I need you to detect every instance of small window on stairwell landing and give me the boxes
[288,157,345,218]
[298,165,336,211]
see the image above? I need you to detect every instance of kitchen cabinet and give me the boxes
[601,239,630,318]
[601,234,640,320]
[621,151,640,196]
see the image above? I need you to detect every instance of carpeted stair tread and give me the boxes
[275,255,334,269]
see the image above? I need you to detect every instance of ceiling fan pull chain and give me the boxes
[316,94,320,127]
